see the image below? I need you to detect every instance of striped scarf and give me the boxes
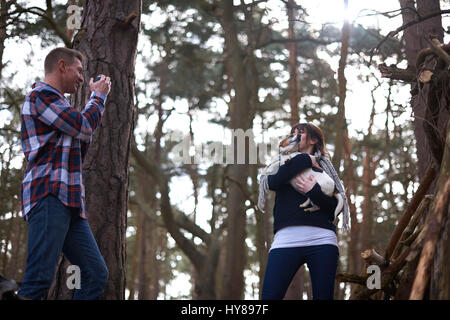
[314,151,350,232]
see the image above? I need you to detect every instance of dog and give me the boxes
[258,132,343,217]
[0,274,28,300]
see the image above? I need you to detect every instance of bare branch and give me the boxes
[425,36,450,68]
[369,9,450,65]
[378,63,416,82]
[257,36,339,49]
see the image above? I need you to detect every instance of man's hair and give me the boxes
[44,47,84,74]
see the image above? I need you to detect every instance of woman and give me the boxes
[261,122,349,300]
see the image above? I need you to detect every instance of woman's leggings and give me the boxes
[261,244,339,300]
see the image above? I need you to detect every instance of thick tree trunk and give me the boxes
[219,0,251,299]
[399,0,445,180]
[49,0,141,300]
[80,1,141,300]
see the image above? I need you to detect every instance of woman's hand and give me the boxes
[293,174,317,193]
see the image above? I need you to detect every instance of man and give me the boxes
[18,47,111,300]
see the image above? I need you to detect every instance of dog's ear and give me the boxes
[279,136,290,148]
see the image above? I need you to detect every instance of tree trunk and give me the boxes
[126,221,138,300]
[219,0,252,299]
[137,204,148,299]
[332,0,350,172]
[49,0,142,299]
[429,120,450,299]
[360,105,377,252]
[0,0,8,82]
[251,165,268,298]
[399,0,445,181]
[287,0,300,126]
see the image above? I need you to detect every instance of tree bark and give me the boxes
[251,165,268,298]
[81,1,141,300]
[360,105,377,252]
[429,120,450,299]
[332,0,350,172]
[286,0,300,126]
[343,132,361,275]
[399,0,445,181]
[137,199,149,299]
[410,179,450,299]
[49,0,142,300]
[0,0,8,82]
[219,0,252,299]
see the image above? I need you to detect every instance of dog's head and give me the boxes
[279,133,301,155]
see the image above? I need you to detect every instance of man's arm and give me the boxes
[268,153,312,191]
[34,89,106,142]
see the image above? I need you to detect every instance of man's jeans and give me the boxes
[18,194,108,300]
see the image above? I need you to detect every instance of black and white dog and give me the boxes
[258,132,343,216]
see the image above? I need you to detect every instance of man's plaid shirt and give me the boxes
[20,81,106,220]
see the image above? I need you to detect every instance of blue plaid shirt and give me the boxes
[20,81,106,220]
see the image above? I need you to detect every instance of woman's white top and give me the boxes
[269,225,338,251]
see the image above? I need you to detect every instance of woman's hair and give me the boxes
[290,122,330,157]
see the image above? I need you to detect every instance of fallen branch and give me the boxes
[336,273,367,286]
[410,179,450,300]
[361,249,388,267]
[401,225,423,247]
[355,247,411,300]
[391,195,433,259]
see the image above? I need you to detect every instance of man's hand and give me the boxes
[294,174,317,193]
[89,75,111,96]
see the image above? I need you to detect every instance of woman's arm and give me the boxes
[267,153,312,191]
[306,184,337,218]
[294,174,337,219]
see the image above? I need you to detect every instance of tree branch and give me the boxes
[425,36,450,68]
[369,9,450,64]
[410,174,450,299]
[256,36,339,50]
[336,273,367,286]
[131,139,207,271]
[378,63,416,82]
